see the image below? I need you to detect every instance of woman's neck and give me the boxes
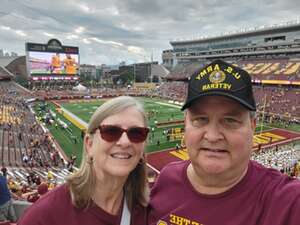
[92,176,126,215]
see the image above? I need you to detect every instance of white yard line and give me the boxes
[146,163,160,174]
[154,101,181,108]
[61,106,88,128]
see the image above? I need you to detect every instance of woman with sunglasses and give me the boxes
[18,96,150,225]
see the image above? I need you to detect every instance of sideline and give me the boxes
[154,101,181,109]
[60,106,88,130]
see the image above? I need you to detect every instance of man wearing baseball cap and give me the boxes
[148,60,300,225]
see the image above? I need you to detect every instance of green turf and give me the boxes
[34,98,185,164]
[34,103,83,167]
[61,100,106,123]
[61,98,184,152]
[34,98,300,166]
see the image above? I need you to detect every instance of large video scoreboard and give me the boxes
[26,39,79,81]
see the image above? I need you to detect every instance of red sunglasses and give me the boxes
[98,125,149,143]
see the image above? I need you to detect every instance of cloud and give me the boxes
[1,0,300,64]
[43,32,55,37]
[15,30,27,36]
[0,25,11,30]
[75,26,85,34]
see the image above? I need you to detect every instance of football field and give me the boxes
[60,97,185,152]
[39,97,185,167]
[35,97,300,172]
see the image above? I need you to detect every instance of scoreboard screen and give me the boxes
[26,39,79,78]
[28,51,79,75]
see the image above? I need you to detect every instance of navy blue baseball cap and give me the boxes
[181,59,256,111]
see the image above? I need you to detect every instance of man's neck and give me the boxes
[187,163,248,195]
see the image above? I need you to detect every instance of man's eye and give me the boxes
[223,118,241,128]
[224,118,238,123]
[191,117,208,127]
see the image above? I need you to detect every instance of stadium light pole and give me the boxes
[133,63,136,87]
[260,94,267,134]
[151,50,153,83]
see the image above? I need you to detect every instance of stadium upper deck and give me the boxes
[168,21,300,65]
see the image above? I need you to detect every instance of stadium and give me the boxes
[0,22,300,223]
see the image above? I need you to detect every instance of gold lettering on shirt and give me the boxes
[169,214,203,225]
[157,220,168,225]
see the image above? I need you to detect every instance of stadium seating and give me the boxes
[165,62,204,80]
[164,59,300,82]
[251,143,300,174]
[0,68,299,222]
[237,59,300,81]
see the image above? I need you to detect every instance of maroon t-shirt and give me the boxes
[148,160,300,225]
[17,184,146,225]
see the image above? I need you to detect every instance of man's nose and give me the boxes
[203,123,224,143]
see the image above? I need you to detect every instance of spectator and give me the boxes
[1,167,7,178]
[47,170,54,181]
[0,175,17,222]
[148,60,300,225]
[25,182,49,203]
[18,96,150,225]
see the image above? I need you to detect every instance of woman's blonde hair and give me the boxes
[66,96,149,211]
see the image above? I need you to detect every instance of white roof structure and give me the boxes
[73,83,87,92]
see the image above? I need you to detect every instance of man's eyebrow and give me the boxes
[223,108,247,116]
[189,108,245,116]
[223,112,242,116]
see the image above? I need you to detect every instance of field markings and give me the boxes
[61,106,88,129]
[154,101,181,108]
[146,163,160,174]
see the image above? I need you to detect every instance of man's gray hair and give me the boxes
[249,111,256,119]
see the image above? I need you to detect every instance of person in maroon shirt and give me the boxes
[148,60,300,225]
[18,96,150,225]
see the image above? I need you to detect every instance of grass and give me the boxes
[34,98,185,164]
[34,97,300,166]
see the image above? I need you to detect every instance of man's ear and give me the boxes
[251,118,256,133]
[184,110,188,124]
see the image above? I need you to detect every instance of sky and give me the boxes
[1,0,300,65]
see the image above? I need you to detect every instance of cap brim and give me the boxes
[181,91,256,111]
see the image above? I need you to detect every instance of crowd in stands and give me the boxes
[166,62,205,80]
[154,82,300,123]
[31,81,299,124]
[0,81,65,169]
[237,59,300,81]
[156,82,187,102]
[0,165,61,224]
[0,81,76,223]
[0,59,299,222]
[251,143,300,177]
[254,86,300,120]
[5,169,53,203]
[33,86,162,100]
[165,59,300,81]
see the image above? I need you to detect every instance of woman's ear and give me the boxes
[84,134,93,155]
